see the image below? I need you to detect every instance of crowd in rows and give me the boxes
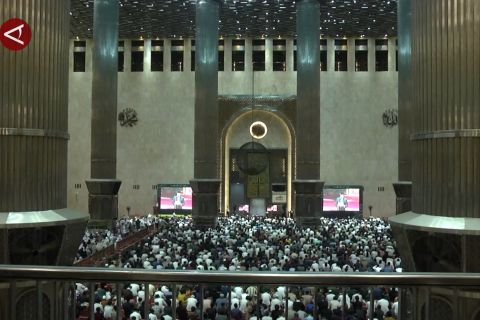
[76,278,399,320]
[108,216,401,273]
[75,216,401,319]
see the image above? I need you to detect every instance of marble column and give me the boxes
[191,0,221,226]
[389,5,480,319]
[0,0,88,265]
[265,38,273,72]
[391,1,480,316]
[296,0,320,179]
[294,0,323,224]
[224,38,233,74]
[86,0,122,224]
[393,0,413,213]
[286,38,294,72]
[347,38,355,72]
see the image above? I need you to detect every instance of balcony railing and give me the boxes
[1,265,480,320]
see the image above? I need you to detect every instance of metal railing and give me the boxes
[1,265,480,320]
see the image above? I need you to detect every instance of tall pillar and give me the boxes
[367,38,375,73]
[86,0,122,225]
[294,0,323,224]
[265,38,273,72]
[391,0,480,317]
[389,0,480,319]
[286,38,294,72]
[327,38,335,73]
[0,0,88,265]
[347,38,355,72]
[224,37,233,74]
[191,0,220,226]
[393,0,413,214]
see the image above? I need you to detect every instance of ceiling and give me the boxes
[70,0,397,39]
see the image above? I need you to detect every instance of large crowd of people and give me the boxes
[75,216,401,319]
[76,282,399,320]
[108,216,400,273]
[75,216,160,263]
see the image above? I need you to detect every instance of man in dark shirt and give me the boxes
[373,305,384,320]
[352,296,363,313]
[177,301,189,320]
[122,299,134,319]
[231,303,243,320]
[271,304,283,320]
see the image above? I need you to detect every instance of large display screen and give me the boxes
[323,187,361,212]
[238,204,249,213]
[159,186,193,210]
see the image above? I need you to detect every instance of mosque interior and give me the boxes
[1,0,480,319]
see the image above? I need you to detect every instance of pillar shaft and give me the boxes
[194,0,219,179]
[398,0,413,181]
[90,0,119,179]
[296,0,320,180]
[294,0,323,223]
[0,0,70,211]
[410,0,480,217]
[0,0,88,266]
[87,0,121,222]
[192,0,220,225]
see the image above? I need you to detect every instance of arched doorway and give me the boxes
[221,109,294,216]
[16,290,51,320]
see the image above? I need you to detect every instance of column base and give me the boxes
[293,180,324,225]
[390,212,480,273]
[86,179,122,222]
[0,208,89,265]
[393,181,412,214]
[190,179,221,227]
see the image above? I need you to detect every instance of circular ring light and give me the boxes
[250,121,268,139]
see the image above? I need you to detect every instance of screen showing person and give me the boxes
[323,188,361,212]
[267,204,278,212]
[238,204,249,213]
[336,193,348,211]
[160,186,193,210]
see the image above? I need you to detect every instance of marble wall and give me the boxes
[67,37,398,217]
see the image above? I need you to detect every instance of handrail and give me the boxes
[1,265,480,287]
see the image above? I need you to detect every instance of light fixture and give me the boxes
[250,121,268,139]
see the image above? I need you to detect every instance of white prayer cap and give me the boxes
[395,257,402,266]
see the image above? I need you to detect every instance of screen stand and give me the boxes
[190,179,221,227]
[293,180,324,225]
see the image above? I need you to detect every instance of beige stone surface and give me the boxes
[67,37,398,218]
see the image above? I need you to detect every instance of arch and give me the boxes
[420,295,453,320]
[220,107,295,215]
[16,289,50,320]
[472,307,480,320]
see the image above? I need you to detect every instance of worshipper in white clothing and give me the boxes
[262,291,272,306]
[148,309,159,320]
[103,301,115,319]
[376,296,390,313]
[187,294,198,311]
[270,295,282,311]
[130,310,142,320]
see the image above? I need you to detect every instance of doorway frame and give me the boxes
[220,107,296,215]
